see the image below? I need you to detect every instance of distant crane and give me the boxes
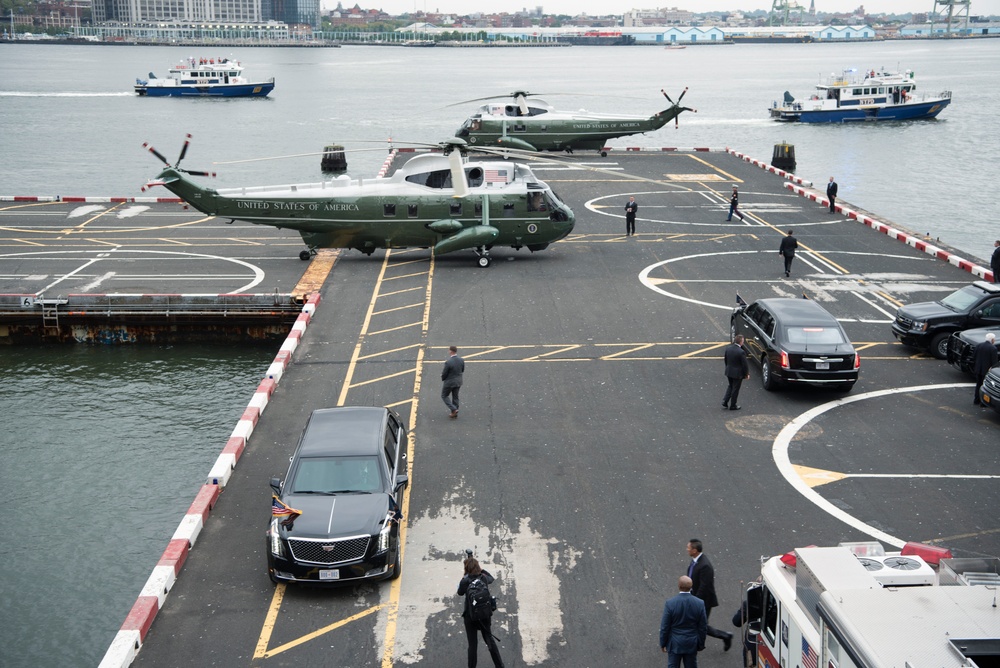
[930,0,971,35]
[769,0,806,26]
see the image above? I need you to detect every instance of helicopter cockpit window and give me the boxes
[405,169,452,189]
[527,191,547,212]
[407,204,418,218]
[383,203,396,217]
[450,202,463,216]
[503,203,515,217]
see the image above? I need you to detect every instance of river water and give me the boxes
[0,39,998,667]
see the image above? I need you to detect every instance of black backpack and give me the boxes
[466,577,495,622]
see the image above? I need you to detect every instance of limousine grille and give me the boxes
[289,535,370,566]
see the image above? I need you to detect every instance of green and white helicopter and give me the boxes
[142,136,575,267]
[454,88,695,156]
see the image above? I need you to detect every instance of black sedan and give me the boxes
[731,297,859,391]
[947,326,1000,374]
[267,406,408,585]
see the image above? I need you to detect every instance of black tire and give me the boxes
[730,319,737,343]
[391,545,402,580]
[268,569,278,584]
[299,250,311,261]
[761,355,778,391]
[929,332,951,360]
[836,382,856,393]
[477,256,491,268]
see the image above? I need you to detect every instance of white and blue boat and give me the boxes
[769,68,951,123]
[135,57,274,98]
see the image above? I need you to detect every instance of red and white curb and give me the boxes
[728,149,994,283]
[98,292,322,668]
[782,181,996,282]
[0,196,183,203]
[726,148,813,186]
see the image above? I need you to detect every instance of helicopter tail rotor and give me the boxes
[660,87,696,129]
[142,134,216,178]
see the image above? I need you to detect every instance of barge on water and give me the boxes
[769,68,951,122]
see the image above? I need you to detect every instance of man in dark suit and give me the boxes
[826,176,838,213]
[660,575,707,668]
[624,196,638,236]
[778,229,798,278]
[991,240,1000,283]
[687,539,733,652]
[723,335,750,411]
[441,345,465,418]
[973,332,998,406]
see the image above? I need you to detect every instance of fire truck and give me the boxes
[736,541,1000,668]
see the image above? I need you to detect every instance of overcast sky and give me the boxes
[340,2,1000,16]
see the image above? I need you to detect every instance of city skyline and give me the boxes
[328,1,1000,17]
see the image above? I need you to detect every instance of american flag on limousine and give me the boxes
[485,168,509,184]
[801,638,818,668]
[272,495,302,518]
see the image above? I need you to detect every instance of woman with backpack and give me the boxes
[457,555,505,668]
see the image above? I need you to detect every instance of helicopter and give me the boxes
[141,136,575,267]
[454,88,695,156]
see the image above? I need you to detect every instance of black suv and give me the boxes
[267,406,408,585]
[981,367,1000,415]
[946,326,1000,374]
[891,281,1000,359]
[731,297,859,391]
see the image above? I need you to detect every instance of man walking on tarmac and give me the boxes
[686,539,733,652]
[660,575,707,668]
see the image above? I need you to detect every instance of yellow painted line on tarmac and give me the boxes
[373,302,424,316]
[380,254,434,668]
[597,343,655,360]
[293,249,339,296]
[261,604,387,659]
[685,154,742,183]
[678,342,729,359]
[337,251,394,407]
[349,366,418,389]
[253,582,286,659]
[793,465,848,488]
[357,343,423,361]
[878,291,904,307]
[61,202,126,233]
[925,527,1000,544]
[0,201,65,211]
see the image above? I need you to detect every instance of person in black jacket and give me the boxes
[442,345,465,419]
[686,539,733,651]
[457,556,504,668]
[726,186,745,222]
[826,176,838,213]
[722,335,750,411]
[624,196,638,236]
[973,333,998,406]
[778,230,798,278]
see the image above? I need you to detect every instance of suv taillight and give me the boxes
[780,351,789,369]
[854,353,861,369]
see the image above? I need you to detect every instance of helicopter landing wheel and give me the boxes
[600,151,608,157]
[477,255,492,268]
[299,249,316,261]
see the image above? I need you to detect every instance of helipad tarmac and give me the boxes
[6,149,996,668]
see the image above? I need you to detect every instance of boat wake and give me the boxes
[0,92,133,97]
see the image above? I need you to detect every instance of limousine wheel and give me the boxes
[761,356,778,391]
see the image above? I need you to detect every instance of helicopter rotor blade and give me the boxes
[471,145,672,188]
[675,87,688,105]
[176,133,192,166]
[142,142,170,166]
[660,89,675,105]
[446,145,470,197]
[184,170,217,178]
